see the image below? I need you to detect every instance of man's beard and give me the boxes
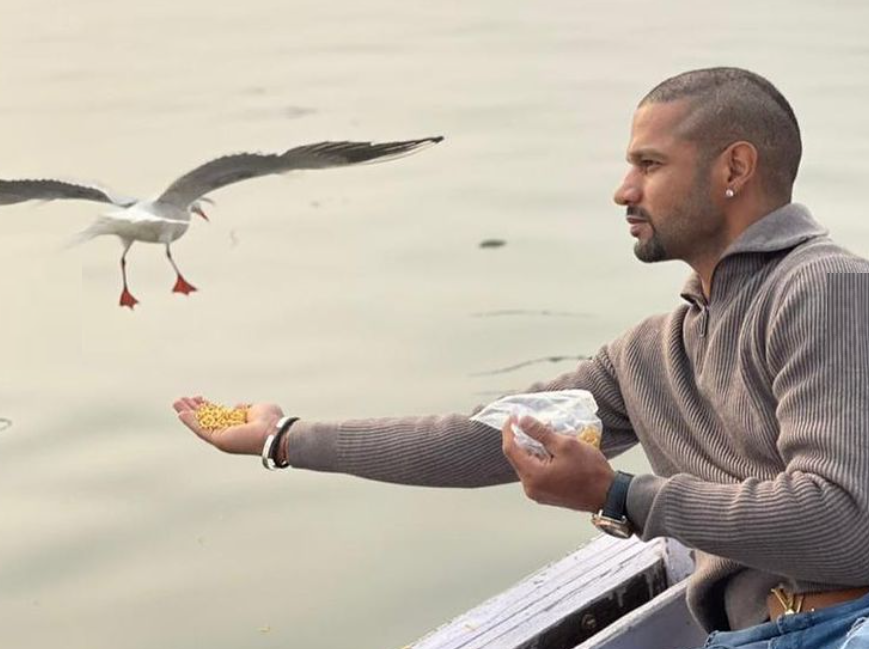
[631,174,717,264]
[632,210,668,263]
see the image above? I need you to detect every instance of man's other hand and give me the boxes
[502,415,615,513]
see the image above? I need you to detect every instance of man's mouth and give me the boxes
[626,208,651,237]
[626,210,650,237]
[625,207,650,223]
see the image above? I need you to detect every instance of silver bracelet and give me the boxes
[261,416,299,471]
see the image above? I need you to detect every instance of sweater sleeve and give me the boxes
[286,344,638,488]
[634,264,869,584]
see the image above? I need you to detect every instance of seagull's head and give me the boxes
[190,202,209,222]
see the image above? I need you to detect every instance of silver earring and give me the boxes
[725,188,735,198]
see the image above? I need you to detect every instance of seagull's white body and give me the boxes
[84,201,191,245]
[0,137,443,308]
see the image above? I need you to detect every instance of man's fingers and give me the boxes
[175,396,202,411]
[178,410,212,444]
[173,397,195,413]
[501,416,518,459]
[502,416,546,473]
[518,416,560,450]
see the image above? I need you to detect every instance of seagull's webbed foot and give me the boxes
[172,275,198,295]
[120,288,139,309]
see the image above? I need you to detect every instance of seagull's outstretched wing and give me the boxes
[0,179,133,207]
[157,136,444,209]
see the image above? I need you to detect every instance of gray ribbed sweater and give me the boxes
[286,203,869,632]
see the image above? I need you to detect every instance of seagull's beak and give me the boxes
[192,205,209,222]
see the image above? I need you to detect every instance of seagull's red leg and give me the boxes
[119,242,139,309]
[166,244,197,295]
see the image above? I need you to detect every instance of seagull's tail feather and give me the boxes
[63,216,118,250]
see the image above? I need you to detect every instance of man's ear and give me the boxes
[721,141,758,193]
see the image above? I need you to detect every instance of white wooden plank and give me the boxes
[410,536,673,649]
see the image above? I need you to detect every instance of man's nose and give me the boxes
[613,175,640,206]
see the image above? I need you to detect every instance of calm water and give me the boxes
[1,1,868,648]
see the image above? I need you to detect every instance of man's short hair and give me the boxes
[640,67,802,199]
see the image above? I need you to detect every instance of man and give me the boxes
[174,68,869,648]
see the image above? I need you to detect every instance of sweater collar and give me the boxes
[680,203,828,306]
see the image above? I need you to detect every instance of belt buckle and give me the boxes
[771,587,805,615]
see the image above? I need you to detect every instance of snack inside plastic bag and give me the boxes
[471,389,602,458]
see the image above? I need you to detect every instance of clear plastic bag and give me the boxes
[471,389,602,458]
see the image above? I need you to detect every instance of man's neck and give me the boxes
[692,197,790,300]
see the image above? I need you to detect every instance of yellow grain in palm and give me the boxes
[195,402,249,431]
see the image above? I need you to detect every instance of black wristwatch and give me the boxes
[591,470,635,538]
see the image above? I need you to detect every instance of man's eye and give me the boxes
[640,160,660,171]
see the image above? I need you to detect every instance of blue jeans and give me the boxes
[698,591,869,648]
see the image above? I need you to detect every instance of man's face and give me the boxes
[613,100,724,264]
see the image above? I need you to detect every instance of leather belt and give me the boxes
[767,587,869,619]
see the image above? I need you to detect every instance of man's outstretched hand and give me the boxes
[173,396,284,456]
[502,415,615,513]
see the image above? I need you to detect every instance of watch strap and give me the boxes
[602,470,634,520]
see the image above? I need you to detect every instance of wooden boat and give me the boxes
[409,534,707,649]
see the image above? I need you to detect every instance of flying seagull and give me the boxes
[0,136,443,308]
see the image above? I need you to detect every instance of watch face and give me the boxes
[592,514,633,539]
